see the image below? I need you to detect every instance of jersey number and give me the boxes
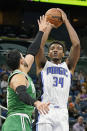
[53,77,64,88]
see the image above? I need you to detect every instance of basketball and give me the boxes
[45,8,63,28]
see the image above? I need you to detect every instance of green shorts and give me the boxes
[2,114,32,131]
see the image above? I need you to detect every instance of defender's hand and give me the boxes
[38,15,50,32]
[34,100,50,114]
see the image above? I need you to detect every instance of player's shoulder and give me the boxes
[61,61,69,67]
[11,73,25,83]
[9,70,27,84]
[61,61,67,66]
[43,60,51,67]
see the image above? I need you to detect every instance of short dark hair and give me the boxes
[6,49,21,70]
[49,40,65,53]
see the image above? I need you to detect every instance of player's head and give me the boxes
[48,41,65,62]
[6,49,28,70]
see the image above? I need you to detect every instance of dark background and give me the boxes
[0,0,87,54]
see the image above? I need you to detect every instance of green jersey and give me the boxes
[7,69,36,122]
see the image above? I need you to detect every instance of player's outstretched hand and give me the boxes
[34,100,50,114]
[38,15,51,32]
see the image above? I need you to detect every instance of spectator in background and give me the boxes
[78,71,85,84]
[77,88,87,113]
[1,73,8,93]
[68,102,79,119]
[74,71,79,80]
[76,80,82,92]
[68,96,73,104]
[82,76,87,92]
[70,80,81,98]
[0,64,10,79]
[77,88,87,102]
[74,97,81,114]
[0,64,7,75]
[0,73,8,106]
[72,116,85,131]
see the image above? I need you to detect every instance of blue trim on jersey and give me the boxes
[54,106,59,108]
[41,71,44,102]
[70,73,72,80]
[67,72,72,107]
[70,73,72,88]
[36,114,40,131]
[36,124,38,131]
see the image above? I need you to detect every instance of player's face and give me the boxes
[48,43,64,60]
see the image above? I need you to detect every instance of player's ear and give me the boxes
[20,58,24,65]
[62,53,64,57]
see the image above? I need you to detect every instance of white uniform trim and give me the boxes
[8,113,30,121]
[21,116,25,131]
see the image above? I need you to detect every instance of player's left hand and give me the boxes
[57,8,68,23]
[34,100,50,114]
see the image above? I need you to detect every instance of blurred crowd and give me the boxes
[0,64,11,106]
[0,64,87,130]
[68,70,87,130]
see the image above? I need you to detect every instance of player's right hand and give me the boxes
[34,100,50,114]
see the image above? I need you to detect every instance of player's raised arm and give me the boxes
[35,16,54,74]
[25,15,49,73]
[57,8,80,74]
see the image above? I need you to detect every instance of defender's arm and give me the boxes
[35,23,53,74]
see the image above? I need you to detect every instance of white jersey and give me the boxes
[41,60,72,109]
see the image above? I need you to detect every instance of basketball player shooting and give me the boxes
[35,8,80,131]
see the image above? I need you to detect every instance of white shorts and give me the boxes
[36,106,69,131]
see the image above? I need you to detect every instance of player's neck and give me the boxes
[18,66,27,74]
[51,59,61,65]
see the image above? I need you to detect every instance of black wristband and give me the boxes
[27,31,44,56]
[16,85,36,106]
